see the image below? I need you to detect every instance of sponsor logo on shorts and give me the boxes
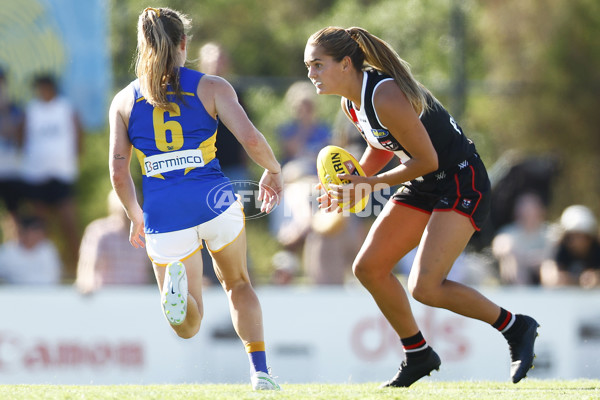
[435,171,447,181]
[144,149,204,177]
[462,199,472,209]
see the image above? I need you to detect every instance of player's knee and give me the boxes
[408,279,440,307]
[174,318,201,339]
[353,259,387,287]
[352,259,370,284]
[175,329,195,339]
[409,284,429,305]
[220,276,251,294]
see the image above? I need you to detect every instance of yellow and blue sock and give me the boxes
[245,341,268,374]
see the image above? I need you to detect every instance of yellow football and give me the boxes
[316,145,369,213]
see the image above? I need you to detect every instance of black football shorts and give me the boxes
[391,154,491,231]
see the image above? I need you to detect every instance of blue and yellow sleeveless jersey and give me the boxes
[128,67,236,234]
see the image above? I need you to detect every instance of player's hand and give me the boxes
[315,182,338,213]
[329,174,374,213]
[128,210,146,248]
[258,169,283,214]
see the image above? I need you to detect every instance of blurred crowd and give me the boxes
[1,44,600,292]
[0,68,82,284]
[0,66,153,290]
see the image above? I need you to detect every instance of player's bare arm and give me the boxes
[199,75,282,212]
[200,75,280,174]
[108,87,145,247]
[369,81,438,186]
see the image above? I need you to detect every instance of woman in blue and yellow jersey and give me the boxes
[304,27,539,388]
[109,7,282,390]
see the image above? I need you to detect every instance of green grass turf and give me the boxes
[1,380,598,400]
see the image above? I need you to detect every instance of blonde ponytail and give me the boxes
[135,7,191,111]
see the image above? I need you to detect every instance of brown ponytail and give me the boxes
[308,26,433,114]
[134,7,191,111]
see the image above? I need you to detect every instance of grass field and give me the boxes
[1,380,599,400]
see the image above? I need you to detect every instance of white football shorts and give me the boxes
[145,199,245,266]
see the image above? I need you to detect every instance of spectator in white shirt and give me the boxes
[0,215,61,285]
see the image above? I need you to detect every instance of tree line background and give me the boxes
[76,0,600,278]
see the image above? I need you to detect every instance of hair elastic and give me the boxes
[144,7,160,18]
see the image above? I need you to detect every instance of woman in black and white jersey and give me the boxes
[304,26,539,388]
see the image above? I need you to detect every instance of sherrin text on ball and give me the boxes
[316,145,369,213]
